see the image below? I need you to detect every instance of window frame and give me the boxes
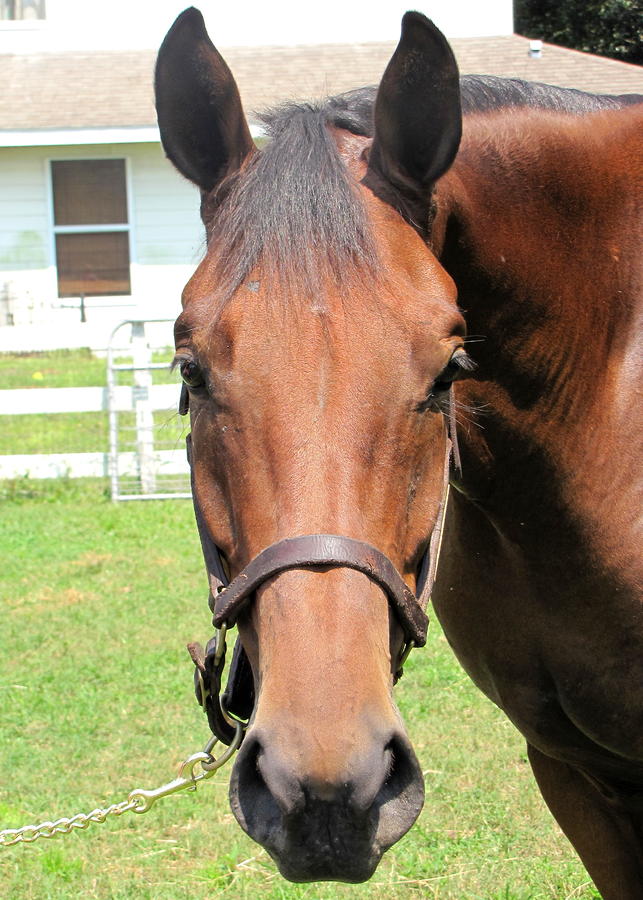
[46,154,136,300]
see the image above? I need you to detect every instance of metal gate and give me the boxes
[107,319,190,501]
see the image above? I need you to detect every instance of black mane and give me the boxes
[321,76,642,138]
[459,74,642,114]
[206,76,640,304]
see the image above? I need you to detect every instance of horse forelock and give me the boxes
[200,97,381,308]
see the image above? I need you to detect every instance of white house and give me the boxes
[0,0,640,348]
[0,0,515,344]
[0,4,201,340]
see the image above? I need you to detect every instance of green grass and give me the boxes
[0,348,178,389]
[0,409,185,456]
[0,348,107,389]
[0,481,598,899]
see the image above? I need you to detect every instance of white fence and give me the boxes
[0,319,191,500]
[107,320,190,500]
[0,383,186,481]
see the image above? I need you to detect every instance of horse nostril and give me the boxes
[379,735,419,805]
[347,732,421,814]
[230,733,279,844]
[232,733,260,802]
[231,731,306,839]
[369,733,425,850]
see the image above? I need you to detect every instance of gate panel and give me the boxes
[107,319,190,501]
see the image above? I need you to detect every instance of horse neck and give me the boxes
[434,106,641,423]
[431,106,642,576]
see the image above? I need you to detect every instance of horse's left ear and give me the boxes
[154,7,255,192]
[367,12,462,202]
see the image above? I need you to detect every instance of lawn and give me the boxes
[0,479,598,899]
[0,348,178,390]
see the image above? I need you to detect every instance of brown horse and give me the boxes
[155,7,643,893]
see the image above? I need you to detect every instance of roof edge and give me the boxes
[0,122,265,147]
[0,125,160,147]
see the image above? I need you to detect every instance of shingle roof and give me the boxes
[1,34,641,132]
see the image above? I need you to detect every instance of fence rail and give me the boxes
[0,319,190,499]
[0,384,179,416]
[0,383,185,482]
[0,450,186,480]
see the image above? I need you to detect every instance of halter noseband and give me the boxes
[185,387,455,746]
[212,534,429,643]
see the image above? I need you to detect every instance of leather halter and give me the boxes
[212,534,429,643]
[184,384,455,745]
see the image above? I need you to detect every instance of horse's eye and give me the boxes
[433,349,474,394]
[180,359,205,389]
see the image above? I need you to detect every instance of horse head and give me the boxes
[156,8,468,882]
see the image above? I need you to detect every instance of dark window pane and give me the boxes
[55,232,131,297]
[52,160,127,226]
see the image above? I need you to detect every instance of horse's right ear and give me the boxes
[367,12,462,206]
[155,7,254,192]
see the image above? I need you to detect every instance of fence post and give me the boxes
[107,333,119,500]
[131,322,157,494]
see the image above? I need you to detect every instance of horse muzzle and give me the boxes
[228,724,425,882]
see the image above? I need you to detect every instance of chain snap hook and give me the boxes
[128,725,243,814]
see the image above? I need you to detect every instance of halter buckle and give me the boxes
[186,627,244,746]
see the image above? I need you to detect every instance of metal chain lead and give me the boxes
[0,799,140,847]
[0,725,242,848]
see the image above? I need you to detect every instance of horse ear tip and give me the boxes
[399,11,457,67]
[158,7,211,60]
[169,6,207,35]
[401,10,434,31]
[401,11,449,44]
[179,6,203,21]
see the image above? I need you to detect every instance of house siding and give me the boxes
[0,149,49,271]
[131,144,204,266]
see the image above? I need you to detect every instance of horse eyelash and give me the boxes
[170,353,194,373]
[453,351,477,373]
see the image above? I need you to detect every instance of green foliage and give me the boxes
[514,0,642,63]
[0,481,596,898]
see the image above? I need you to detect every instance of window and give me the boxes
[51,159,131,298]
[0,0,46,20]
